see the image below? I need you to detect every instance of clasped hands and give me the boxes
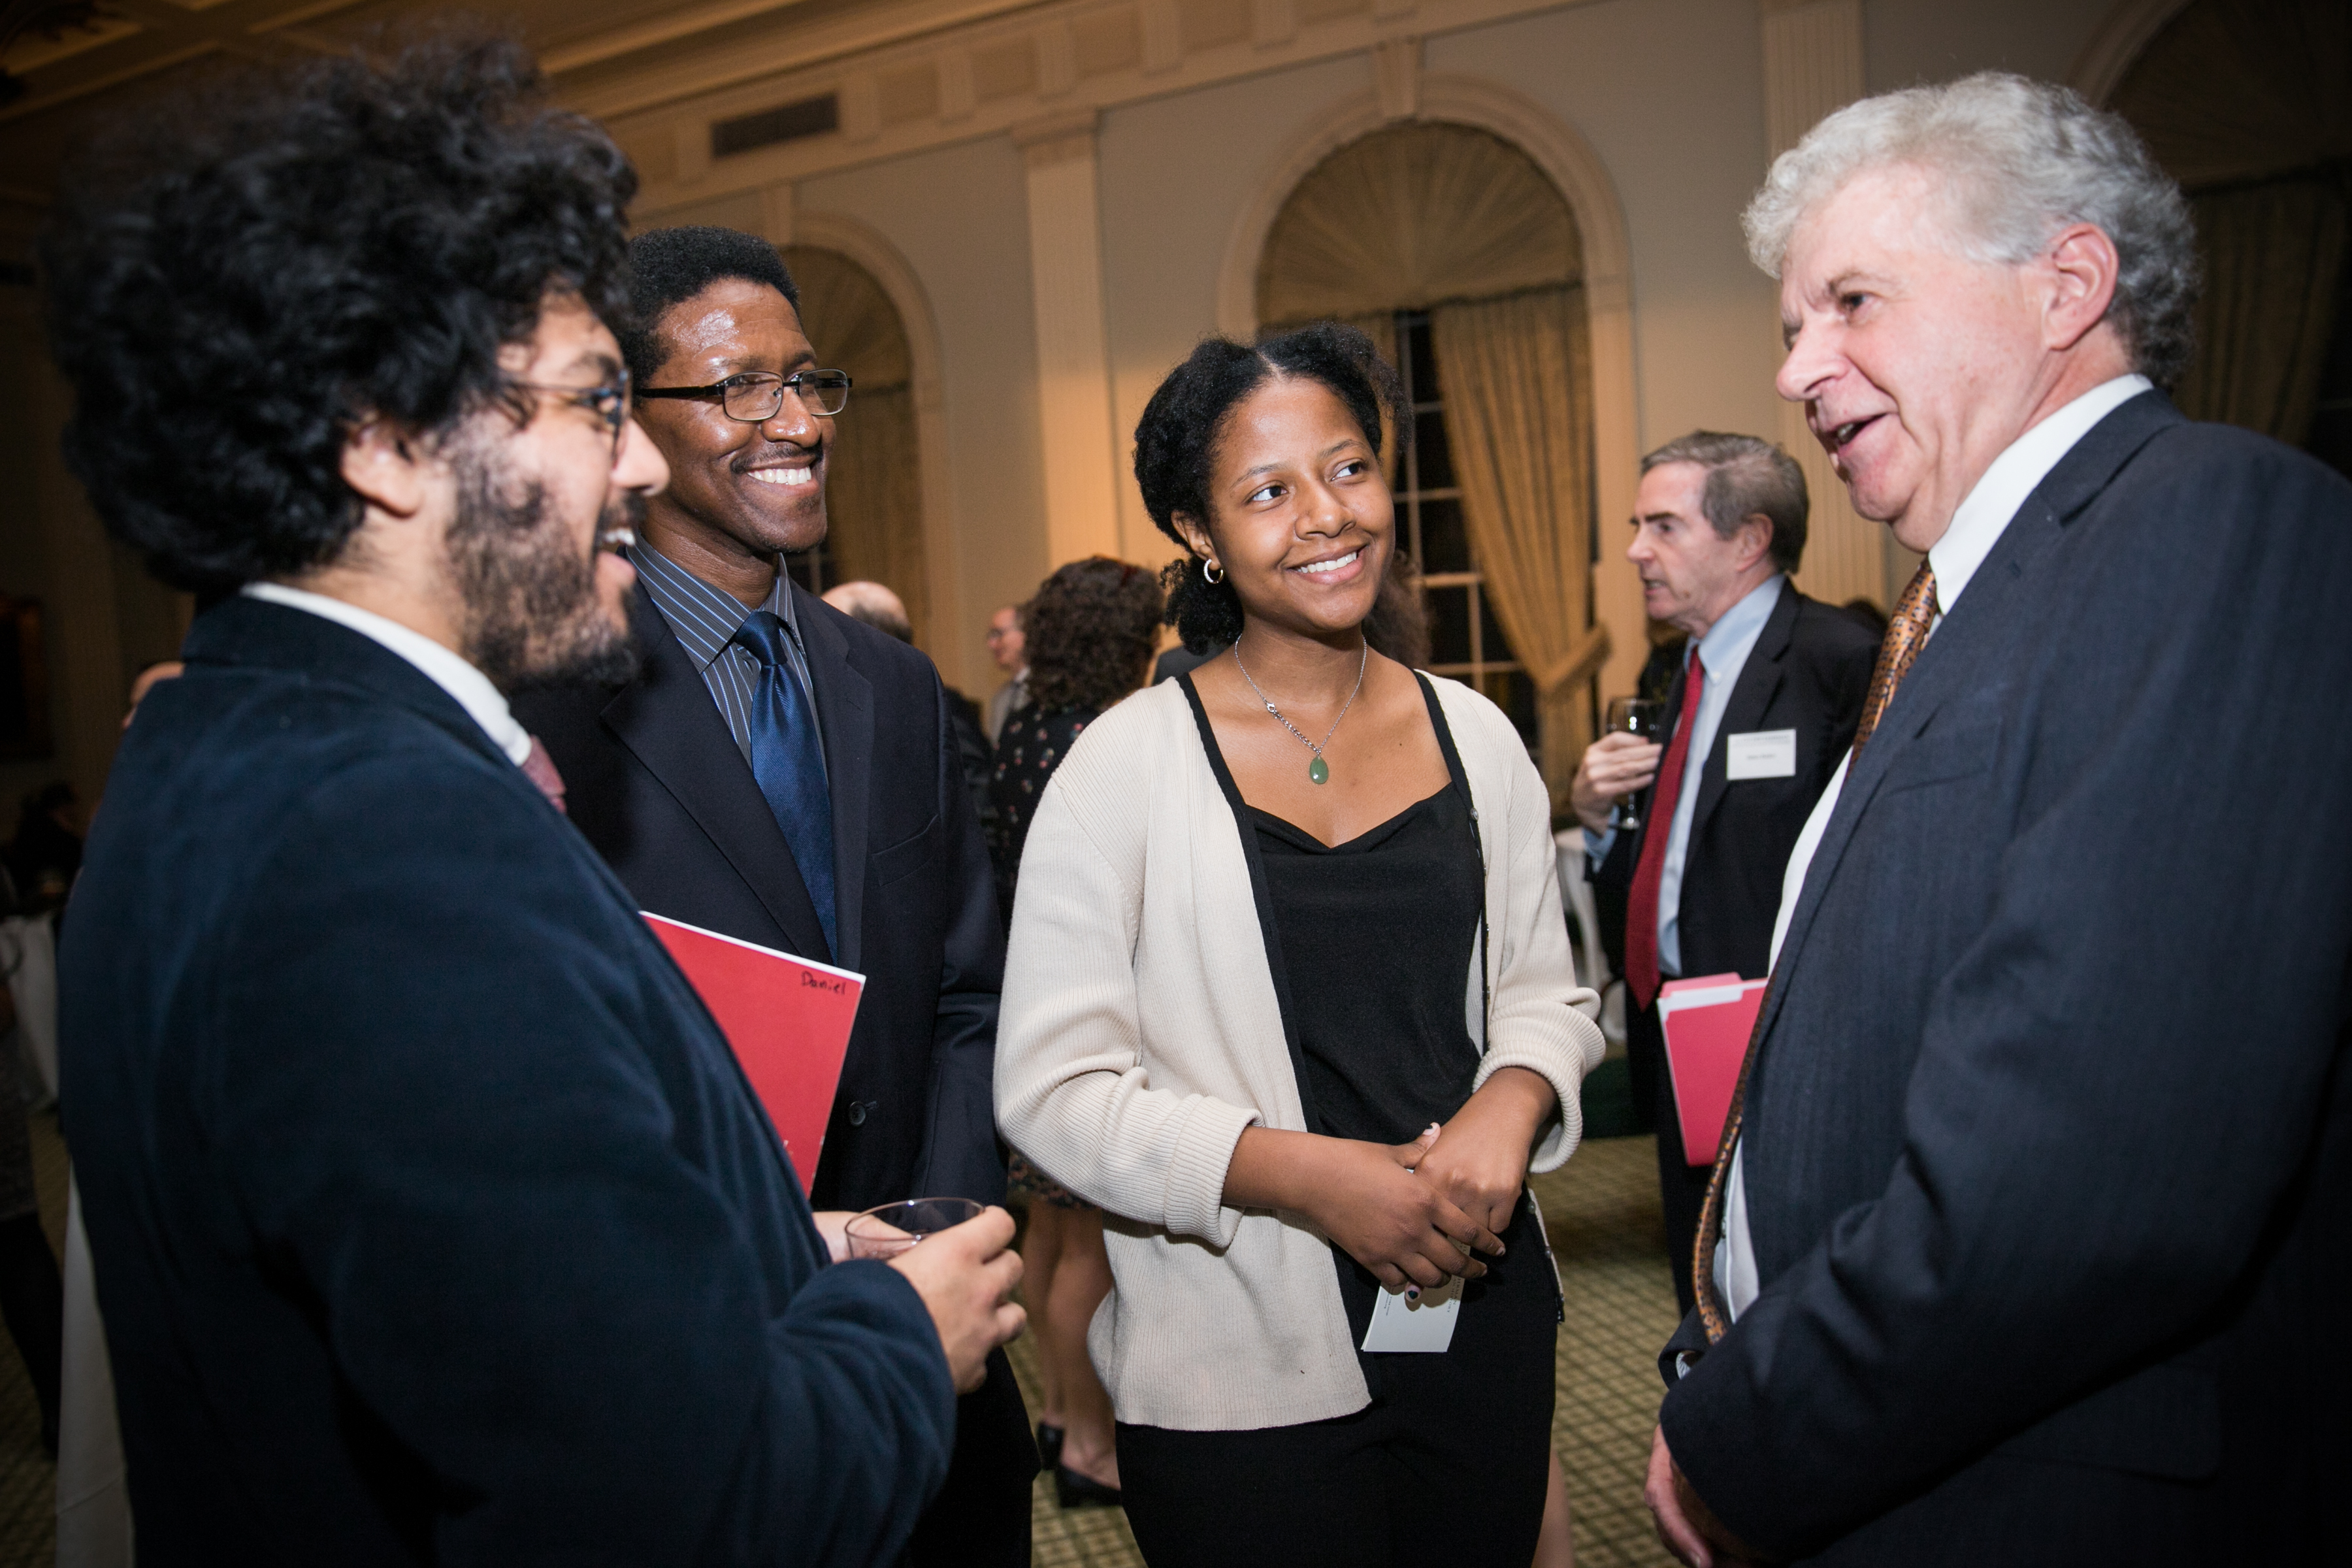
[1222,1065,1556,1290]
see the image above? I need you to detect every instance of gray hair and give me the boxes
[1742,73,2198,386]
[1640,431,1810,575]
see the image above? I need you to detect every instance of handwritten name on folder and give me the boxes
[642,913,864,1196]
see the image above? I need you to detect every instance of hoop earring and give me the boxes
[1203,559,1224,585]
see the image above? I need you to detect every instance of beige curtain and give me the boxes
[2172,179,2347,444]
[781,246,928,639]
[1432,287,1607,806]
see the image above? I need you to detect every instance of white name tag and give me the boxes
[1360,1275,1463,1352]
[1725,728,1797,780]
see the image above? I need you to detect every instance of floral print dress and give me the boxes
[987,703,1098,1209]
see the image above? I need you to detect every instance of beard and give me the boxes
[446,448,642,694]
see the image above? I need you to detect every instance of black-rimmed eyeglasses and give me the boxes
[637,369,853,422]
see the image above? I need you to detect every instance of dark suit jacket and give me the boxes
[515,581,1005,1213]
[59,598,955,1565]
[1593,583,1873,985]
[1659,393,2352,1561]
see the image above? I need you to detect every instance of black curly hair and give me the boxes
[39,31,638,594]
[1021,557,1165,714]
[621,226,801,387]
[1132,323,1406,653]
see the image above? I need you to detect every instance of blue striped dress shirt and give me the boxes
[630,543,825,779]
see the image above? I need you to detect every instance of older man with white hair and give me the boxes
[1646,73,2352,1565]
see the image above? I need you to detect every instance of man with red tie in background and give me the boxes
[1572,433,1873,1313]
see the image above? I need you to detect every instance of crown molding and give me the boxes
[611,0,1601,212]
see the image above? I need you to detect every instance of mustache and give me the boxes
[598,491,647,552]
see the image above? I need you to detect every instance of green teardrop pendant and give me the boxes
[1308,755,1330,785]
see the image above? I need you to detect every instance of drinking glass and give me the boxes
[844,1196,986,1260]
[1603,696,1667,830]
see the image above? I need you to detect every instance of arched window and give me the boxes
[1256,122,1601,786]
[779,246,931,632]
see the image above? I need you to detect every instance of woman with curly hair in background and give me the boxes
[988,554,1162,1511]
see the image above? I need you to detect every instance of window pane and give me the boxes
[1427,583,1473,665]
[1477,585,1518,666]
[1405,316,1439,404]
[1416,497,1472,574]
[1413,411,1454,489]
[1479,670,1540,747]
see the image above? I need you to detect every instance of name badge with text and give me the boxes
[1725,728,1797,781]
[1360,1275,1463,1352]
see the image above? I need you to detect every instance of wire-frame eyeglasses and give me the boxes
[636,369,853,422]
[510,368,634,461]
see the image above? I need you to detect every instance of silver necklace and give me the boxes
[1231,637,1368,785]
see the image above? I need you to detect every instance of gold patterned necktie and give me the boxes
[1690,561,1938,1344]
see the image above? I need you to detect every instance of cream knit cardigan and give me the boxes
[995,674,1605,1431]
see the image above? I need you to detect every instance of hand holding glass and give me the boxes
[1604,698,1667,830]
[845,1196,987,1260]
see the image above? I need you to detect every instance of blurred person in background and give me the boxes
[824,580,995,848]
[5,785,82,917]
[985,555,1161,1511]
[120,660,184,730]
[1569,433,1872,1313]
[982,604,1027,743]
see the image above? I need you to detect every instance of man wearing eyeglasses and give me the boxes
[515,225,1035,1564]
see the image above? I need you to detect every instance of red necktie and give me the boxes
[1624,656,1703,1012]
[521,734,568,815]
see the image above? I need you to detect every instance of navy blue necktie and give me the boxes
[732,609,837,959]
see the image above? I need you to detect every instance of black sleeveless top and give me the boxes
[1180,672,1486,1143]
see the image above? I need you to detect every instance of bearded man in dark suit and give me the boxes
[1644,72,2352,1567]
[48,38,1022,1562]
[514,225,1035,1565]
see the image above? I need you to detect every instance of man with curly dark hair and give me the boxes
[46,35,1022,1562]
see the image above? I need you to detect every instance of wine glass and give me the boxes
[843,1196,987,1260]
[1603,697,1667,830]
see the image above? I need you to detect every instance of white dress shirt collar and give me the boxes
[241,581,533,766]
[1927,374,2153,614]
[1693,573,1784,683]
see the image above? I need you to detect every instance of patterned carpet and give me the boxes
[0,1120,1680,1567]
[0,1109,65,1568]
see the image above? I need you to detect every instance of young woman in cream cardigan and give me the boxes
[995,325,1604,1565]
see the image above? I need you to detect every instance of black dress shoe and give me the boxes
[1054,1463,1122,1509]
[1035,1422,1064,1469]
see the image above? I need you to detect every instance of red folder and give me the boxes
[1656,973,1767,1166]
[643,913,864,1195]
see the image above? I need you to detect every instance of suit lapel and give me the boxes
[1760,391,2183,1028]
[794,584,873,975]
[600,586,832,958]
[1686,583,1796,843]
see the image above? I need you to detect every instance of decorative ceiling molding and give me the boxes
[615,0,1598,214]
[0,0,362,126]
